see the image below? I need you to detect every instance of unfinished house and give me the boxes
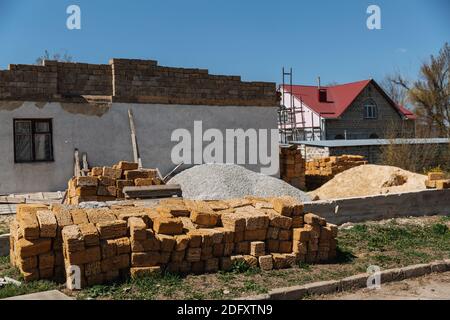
[279,79,416,142]
[0,59,278,194]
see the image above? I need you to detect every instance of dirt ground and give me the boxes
[319,271,450,300]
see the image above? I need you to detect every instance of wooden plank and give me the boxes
[128,109,142,168]
[162,162,184,183]
[123,185,182,199]
[0,204,17,215]
[0,197,25,204]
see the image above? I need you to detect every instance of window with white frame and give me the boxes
[364,100,378,119]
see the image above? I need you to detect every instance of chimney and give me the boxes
[317,76,327,102]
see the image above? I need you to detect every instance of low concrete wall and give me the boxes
[0,234,9,256]
[304,189,450,225]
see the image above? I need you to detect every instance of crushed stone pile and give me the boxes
[169,164,311,202]
[309,164,427,200]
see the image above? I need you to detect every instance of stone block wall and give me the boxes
[280,146,305,190]
[305,155,368,190]
[0,64,57,100]
[55,61,112,96]
[0,59,277,107]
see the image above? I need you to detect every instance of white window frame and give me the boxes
[364,100,378,119]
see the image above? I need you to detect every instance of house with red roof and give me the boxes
[279,79,416,141]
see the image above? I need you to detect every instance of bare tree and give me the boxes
[35,50,73,65]
[388,43,449,137]
[380,119,448,173]
[380,73,409,107]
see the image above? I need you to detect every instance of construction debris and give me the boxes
[305,155,368,190]
[67,161,163,204]
[122,185,182,199]
[169,164,310,202]
[9,196,337,288]
[0,276,21,287]
[280,146,305,190]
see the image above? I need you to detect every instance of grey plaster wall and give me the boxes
[0,101,278,194]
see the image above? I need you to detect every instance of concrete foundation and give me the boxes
[304,189,450,225]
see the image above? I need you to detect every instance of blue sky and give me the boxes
[0,0,448,85]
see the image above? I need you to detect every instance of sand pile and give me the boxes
[309,164,427,200]
[169,164,311,202]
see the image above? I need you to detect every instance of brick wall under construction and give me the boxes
[280,146,306,190]
[305,155,368,190]
[0,59,277,107]
[9,196,338,288]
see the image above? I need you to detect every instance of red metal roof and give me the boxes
[282,79,416,120]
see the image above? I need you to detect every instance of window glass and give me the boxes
[14,119,53,162]
[15,134,33,161]
[15,120,32,134]
[35,121,50,133]
[34,133,52,161]
[364,101,377,119]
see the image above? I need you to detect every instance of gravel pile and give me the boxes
[169,164,310,202]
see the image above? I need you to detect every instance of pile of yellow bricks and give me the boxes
[67,161,163,204]
[425,172,450,189]
[305,155,368,190]
[9,196,338,289]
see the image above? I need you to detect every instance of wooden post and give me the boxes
[74,149,81,177]
[82,153,89,176]
[128,109,142,169]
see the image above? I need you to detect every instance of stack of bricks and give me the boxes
[67,161,163,204]
[9,196,338,289]
[425,172,450,190]
[62,215,130,288]
[305,155,368,190]
[9,204,63,281]
[279,146,305,190]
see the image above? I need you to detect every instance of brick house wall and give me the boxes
[0,59,277,107]
[324,82,415,140]
[0,58,279,194]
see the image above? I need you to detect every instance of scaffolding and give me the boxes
[278,68,306,143]
[278,68,323,143]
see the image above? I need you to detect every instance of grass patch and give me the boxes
[0,222,9,235]
[0,256,59,299]
[77,272,184,300]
